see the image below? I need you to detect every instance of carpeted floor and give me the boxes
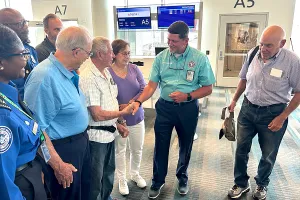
[111,87,300,200]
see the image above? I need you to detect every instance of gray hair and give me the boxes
[91,36,110,58]
[56,26,92,52]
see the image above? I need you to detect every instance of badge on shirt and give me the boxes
[188,61,195,68]
[186,70,195,82]
[32,122,38,135]
[31,55,37,64]
[110,78,115,85]
[40,140,51,163]
[270,68,282,78]
[0,126,13,154]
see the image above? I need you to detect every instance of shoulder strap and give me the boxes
[248,46,259,65]
[0,96,11,111]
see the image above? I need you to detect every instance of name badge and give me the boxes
[270,68,282,78]
[32,122,38,135]
[40,140,51,163]
[186,70,194,81]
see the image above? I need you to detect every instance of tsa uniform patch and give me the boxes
[0,126,13,154]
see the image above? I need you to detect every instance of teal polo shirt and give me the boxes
[149,45,216,101]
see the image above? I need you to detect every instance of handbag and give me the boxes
[219,107,236,141]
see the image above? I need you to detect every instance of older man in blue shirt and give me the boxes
[24,26,93,200]
[228,25,300,200]
[132,21,215,199]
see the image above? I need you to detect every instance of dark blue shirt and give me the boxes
[0,82,41,200]
[12,43,38,100]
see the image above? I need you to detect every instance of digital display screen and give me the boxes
[117,7,152,30]
[157,5,195,29]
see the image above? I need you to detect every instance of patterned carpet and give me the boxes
[110,87,300,200]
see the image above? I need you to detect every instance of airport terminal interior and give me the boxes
[1,0,300,199]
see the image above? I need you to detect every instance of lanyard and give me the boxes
[0,92,32,119]
[0,92,45,142]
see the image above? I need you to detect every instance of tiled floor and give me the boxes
[111,87,300,200]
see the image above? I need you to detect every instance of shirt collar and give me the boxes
[48,53,75,80]
[45,36,56,49]
[90,63,110,79]
[258,48,282,61]
[0,81,18,102]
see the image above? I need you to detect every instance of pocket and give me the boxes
[264,75,286,92]
[267,104,286,116]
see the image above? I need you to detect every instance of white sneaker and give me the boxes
[119,179,129,195]
[131,174,147,188]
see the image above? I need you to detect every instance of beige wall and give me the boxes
[201,0,296,75]
[31,0,296,79]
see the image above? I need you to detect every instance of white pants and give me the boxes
[115,120,145,180]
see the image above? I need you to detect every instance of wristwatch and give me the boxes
[187,93,192,101]
[117,119,126,125]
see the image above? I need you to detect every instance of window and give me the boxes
[116,2,201,56]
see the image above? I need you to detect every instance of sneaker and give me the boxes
[131,174,147,188]
[253,185,267,200]
[193,133,199,141]
[177,182,189,195]
[148,184,164,199]
[228,184,250,199]
[119,179,129,196]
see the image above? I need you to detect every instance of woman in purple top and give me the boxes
[108,39,146,196]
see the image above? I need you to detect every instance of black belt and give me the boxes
[16,161,32,172]
[52,131,87,146]
[159,98,196,106]
[244,96,286,108]
[87,125,116,133]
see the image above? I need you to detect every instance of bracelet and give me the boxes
[135,100,142,107]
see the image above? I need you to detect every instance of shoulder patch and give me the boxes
[0,98,11,111]
[0,126,13,154]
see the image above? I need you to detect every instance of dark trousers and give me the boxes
[44,131,91,200]
[15,159,47,200]
[152,98,199,189]
[234,98,287,187]
[89,141,115,200]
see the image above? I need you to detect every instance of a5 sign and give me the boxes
[234,0,255,8]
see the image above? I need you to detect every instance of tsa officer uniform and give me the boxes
[149,45,215,189]
[0,81,47,200]
[12,43,38,100]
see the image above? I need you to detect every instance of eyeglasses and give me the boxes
[4,19,29,29]
[72,47,93,57]
[5,49,31,60]
[120,51,130,57]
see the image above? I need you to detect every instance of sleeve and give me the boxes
[132,65,146,100]
[198,55,216,86]
[0,115,24,200]
[79,77,102,107]
[289,59,300,92]
[24,78,61,131]
[149,57,161,83]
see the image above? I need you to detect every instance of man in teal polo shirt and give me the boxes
[132,21,215,199]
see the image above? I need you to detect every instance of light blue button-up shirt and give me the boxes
[240,48,300,106]
[24,53,89,140]
[149,45,216,101]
